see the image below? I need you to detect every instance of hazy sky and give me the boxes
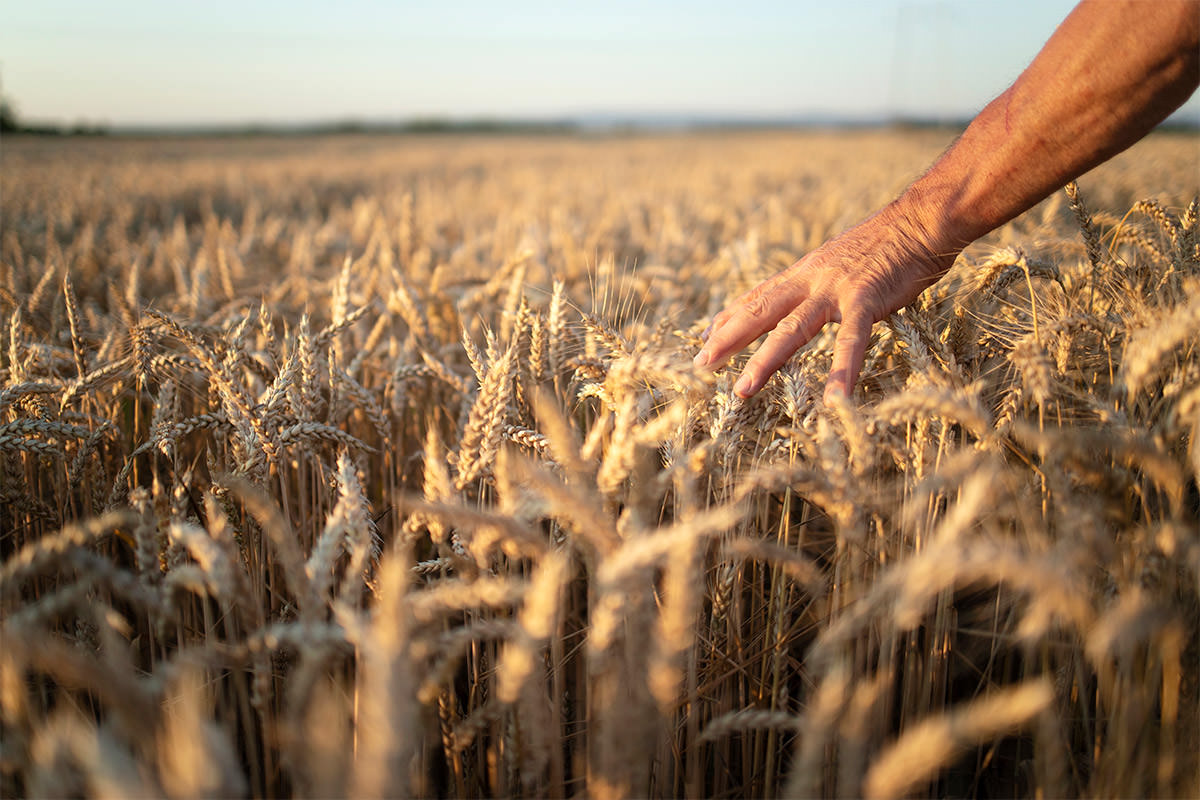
[3,0,1198,128]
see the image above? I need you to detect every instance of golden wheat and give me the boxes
[0,129,1196,799]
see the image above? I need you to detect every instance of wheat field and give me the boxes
[1,129,1197,799]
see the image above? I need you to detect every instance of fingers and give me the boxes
[694,245,882,400]
[733,298,831,397]
[703,283,761,342]
[823,311,873,403]
[695,275,806,370]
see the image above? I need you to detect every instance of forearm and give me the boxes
[898,0,1200,256]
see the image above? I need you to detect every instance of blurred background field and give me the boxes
[1,127,1198,797]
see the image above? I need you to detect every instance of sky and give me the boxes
[2,0,1198,129]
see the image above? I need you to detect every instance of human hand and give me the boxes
[694,202,957,402]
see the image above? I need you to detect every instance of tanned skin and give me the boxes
[694,0,1200,401]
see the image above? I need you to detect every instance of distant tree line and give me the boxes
[1,94,1190,138]
[177,117,581,137]
[0,97,18,133]
[0,99,571,137]
[1,97,110,136]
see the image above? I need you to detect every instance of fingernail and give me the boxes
[693,350,710,368]
[734,373,754,397]
[700,324,712,342]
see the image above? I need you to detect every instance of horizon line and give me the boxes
[6,108,1198,138]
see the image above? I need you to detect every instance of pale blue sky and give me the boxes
[3,0,1198,128]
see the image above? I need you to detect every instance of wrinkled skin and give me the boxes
[695,201,956,402]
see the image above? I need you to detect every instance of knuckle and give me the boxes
[836,320,870,348]
[840,303,878,335]
[744,290,772,321]
[772,313,808,341]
